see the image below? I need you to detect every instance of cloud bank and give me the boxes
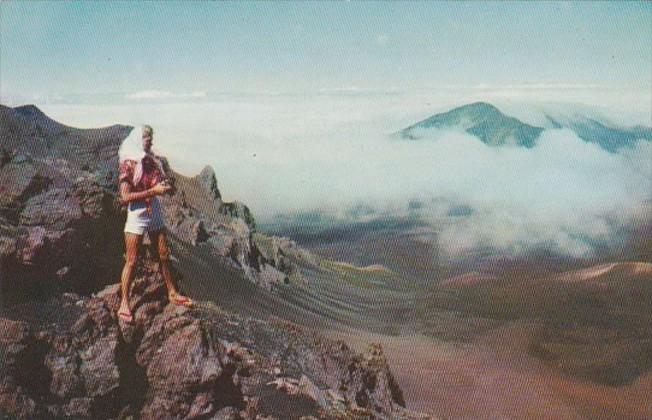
[40,94,652,259]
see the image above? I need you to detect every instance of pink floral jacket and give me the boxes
[118,155,163,210]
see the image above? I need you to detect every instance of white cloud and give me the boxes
[497,83,603,90]
[41,95,652,259]
[126,90,174,100]
[125,90,207,100]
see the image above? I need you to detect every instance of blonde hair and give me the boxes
[142,125,154,137]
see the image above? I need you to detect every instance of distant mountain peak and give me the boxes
[398,102,544,147]
[457,101,501,113]
[398,102,652,152]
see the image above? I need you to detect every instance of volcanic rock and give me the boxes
[0,257,413,419]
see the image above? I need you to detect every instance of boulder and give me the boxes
[190,220,210,246]
[219,201,255,230]
[198,165,222,203]
[19,188,83,228]
[258,264,289,290]
[0,161,50,221]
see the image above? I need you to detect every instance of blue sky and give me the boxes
[1,1,650,103]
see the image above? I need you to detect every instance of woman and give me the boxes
[117,125,192,323]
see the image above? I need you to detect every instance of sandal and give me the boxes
[169,294,194,307]
[117,310,134,324]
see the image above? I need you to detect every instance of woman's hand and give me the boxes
[151,181,172,195]
[120,181,171,204]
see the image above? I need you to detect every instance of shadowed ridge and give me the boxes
[13,104,69,135]
[1,103,132,174]
[13,104,128,133]
[545,112,652,152]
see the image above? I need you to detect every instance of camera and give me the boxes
[160,177,176,196]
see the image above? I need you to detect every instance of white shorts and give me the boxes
[124,197,164,235]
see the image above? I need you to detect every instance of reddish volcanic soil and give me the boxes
[327,321,652,420]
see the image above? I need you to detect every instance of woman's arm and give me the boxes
[119,181,170,204]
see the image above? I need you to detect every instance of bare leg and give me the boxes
[149,229,193,306]
[119,232,143,320]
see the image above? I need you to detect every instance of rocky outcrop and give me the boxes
[0,256,415,419]
[197,165,222,204]
[219,201,255,230]
[158,164,314,290]
[0,105,129,302]
[249,234,322,289]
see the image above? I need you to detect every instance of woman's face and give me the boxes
[142,133,153,153]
